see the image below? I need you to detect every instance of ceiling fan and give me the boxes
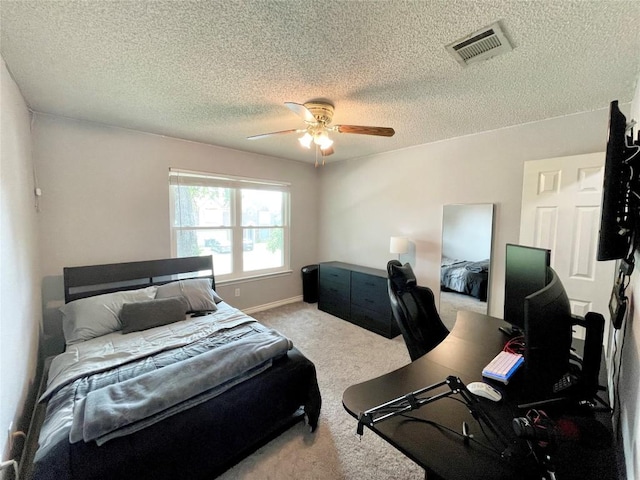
[247,101,395,165]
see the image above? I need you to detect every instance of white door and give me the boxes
[519,153,615,342]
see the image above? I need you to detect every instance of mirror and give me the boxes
[439,204,494,328]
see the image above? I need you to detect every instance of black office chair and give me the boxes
[387,260,449,361]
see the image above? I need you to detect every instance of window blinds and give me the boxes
[169,168,290,192]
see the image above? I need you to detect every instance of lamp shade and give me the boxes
[390,236,409,254]
[298,132,313,149]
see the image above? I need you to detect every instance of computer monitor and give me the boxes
[504,244,551,334]
[523,267,573,396]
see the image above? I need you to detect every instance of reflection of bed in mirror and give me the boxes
[440,204,494,325]
[440,257,489,301]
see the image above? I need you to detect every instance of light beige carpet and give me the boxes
[440,291,487,330]
[216,302,425,480]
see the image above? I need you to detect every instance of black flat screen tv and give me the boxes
[597,100,633,261]
[504,244,551,334]
[524,267,573,396]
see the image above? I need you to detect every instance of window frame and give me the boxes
[169,169,291,283]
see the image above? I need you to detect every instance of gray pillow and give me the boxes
[155,278,221,312]
[121,297,188,334]
[60,286,158,345]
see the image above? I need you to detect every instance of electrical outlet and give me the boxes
[234,288,240,297]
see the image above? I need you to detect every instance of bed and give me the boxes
[440,257,489,301]
[31,256,321,480]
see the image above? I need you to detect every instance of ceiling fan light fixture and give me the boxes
[298,132,313,149]
[248,100,394,160]
[315,131,333,150]
[320,139,334,150]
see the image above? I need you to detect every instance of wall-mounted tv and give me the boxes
[596,100,636,261]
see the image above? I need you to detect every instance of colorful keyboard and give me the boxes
[482,351,524,384]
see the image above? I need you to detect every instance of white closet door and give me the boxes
[519,153,615,342]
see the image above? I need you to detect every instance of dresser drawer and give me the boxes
[351,304,398,338]
[351,272,389,311]
[318,262,398,338]
[318,280,349,303]
[319,265,350,289]
[318,268,350,320]
[318,296,351,320]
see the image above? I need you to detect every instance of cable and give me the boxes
[609,255,630,415]
[29,114,42,213]
[503,336,525,355]
[398,413,507,458]
[613,309,629,420]
[177,170,183,229]
[473,413,509,455]
[395,394,515,459]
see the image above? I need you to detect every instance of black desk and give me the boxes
[342,311,617,480]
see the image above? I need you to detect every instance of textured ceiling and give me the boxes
[1,1,639,164]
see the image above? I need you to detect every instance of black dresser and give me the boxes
[318,261,399,338]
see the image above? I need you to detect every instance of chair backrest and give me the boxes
[387,260,449,361]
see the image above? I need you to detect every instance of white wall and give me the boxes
[442,204,493,262]
[318,107,614,318]
[32,114,319,350]
[0,59,41,459]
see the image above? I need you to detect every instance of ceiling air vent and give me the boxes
[446,21,513,67]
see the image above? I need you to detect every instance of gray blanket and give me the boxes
[68,329,290,445]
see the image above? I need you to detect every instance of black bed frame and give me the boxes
[63,255,215,303]
[32,255,321,480]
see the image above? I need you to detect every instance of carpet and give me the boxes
[440,291,487,330]
[216,302,425,480]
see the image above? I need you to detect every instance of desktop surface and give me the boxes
[342,310,617,480]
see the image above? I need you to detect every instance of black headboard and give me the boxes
[63,255,215,303]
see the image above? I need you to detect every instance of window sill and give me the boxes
[216,270,293,286]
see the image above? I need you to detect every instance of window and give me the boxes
[169,169,290,281]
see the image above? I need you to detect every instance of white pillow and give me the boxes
[155,278,221,312]
[61,286,158,345]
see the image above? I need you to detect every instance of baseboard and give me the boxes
[242,296,304,315]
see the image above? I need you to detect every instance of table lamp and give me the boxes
[390,236,409,260]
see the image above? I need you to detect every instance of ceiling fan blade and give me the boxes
[247,129,300,140]
[321,146,334,157]
[285,102,316,123]
[335,125,395,137]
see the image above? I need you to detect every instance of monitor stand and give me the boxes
[499,325,522,337]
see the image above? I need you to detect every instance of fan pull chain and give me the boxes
[314,145,327,167]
